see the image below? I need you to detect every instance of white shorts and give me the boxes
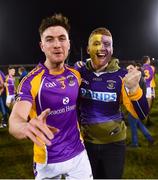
[6,94,15,104]
[34,150,93,180]
[151,87,155,98]
[146,87,152,98]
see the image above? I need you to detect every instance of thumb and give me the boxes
[38,108,51,123]
[47,125,60,133]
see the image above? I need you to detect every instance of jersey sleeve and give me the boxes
[121,80,149,120]
[74,61,85,72]
[16,67,45,104]
[16,75,34,103]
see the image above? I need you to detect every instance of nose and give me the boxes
[100,43,106,50]
[53,39,61,48]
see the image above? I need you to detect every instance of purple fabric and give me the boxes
[17,63,84,163]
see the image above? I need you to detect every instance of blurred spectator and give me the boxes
[136,63,146,95]
[0,70,8,128]
[142,56,154,126]
[5,66,16,109]
[150,59,156,106]
[18,66,28,83]
[126,63,154,147]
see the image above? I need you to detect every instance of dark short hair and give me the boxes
[18,66,25,72]
[136,63,142,68]
[39,13,70,36]
[127,61,137,67]
[141,56,150,64]
[8,65,15,70]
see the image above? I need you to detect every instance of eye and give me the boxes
[46,38,53,42]
[103,42,111,47]
[93,41,101,46]
[59,36,67,42]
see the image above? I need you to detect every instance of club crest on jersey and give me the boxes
[67,75,75,86]
[107,80,116,90]
[63,97,69,105]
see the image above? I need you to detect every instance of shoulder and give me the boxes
[74,61,86,71]
[116,68,127,78]
[19,65,45,87]
[65,64,81,82]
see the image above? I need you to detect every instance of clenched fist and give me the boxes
[124,69,141,94]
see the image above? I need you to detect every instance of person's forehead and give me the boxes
[42,26,68,37]
[90,34,112,42]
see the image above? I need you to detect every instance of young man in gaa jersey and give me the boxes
[75,27,149,179]
[9,13,92,180]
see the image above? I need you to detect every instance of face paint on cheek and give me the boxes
[88,34,102,60]
[89,47,101,66]
[102,35,113,55]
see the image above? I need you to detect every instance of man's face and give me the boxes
[9,68,15,76]
[40,26,70,64]
[87,34,113,68]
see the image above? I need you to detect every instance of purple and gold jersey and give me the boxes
[151,65,156,88]
[0,70,5,81]
[143,64,154,88]
[5,75,15,96]
[17,63,84,164]
[75,59,149,144]
[0,71,5,95]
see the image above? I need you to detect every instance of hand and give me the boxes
[124,69,141,93]
[23,108,59,146]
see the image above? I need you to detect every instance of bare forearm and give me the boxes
[9,106,58,146]
[9,114,28,140]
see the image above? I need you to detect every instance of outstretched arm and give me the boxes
[9,101,59,146]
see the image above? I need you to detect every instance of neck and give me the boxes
[91,61,108,72]
[44,59,64,73]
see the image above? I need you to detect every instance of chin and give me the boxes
[99,60,108,66]
[53,58,64,64]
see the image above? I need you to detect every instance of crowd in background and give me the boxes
[0,66,28,128]
[125,56,156,147]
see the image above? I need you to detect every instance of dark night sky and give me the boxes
[0,0,158,65]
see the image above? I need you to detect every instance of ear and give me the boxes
[68,39,70,51]
[87,46,90,54]
[39,41,44,52]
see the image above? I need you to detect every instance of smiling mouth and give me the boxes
[54,52,62,54]
[96,53,106,58]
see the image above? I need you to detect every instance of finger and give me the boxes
[28,123,52,146]
[26,132,43,146]
[125,71,140,81]
[38,108,51,122]
[25,129,47,146]
[30,118,54,140]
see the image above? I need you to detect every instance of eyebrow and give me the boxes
[45,34,67,38]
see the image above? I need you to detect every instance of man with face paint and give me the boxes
[75,27,149,179]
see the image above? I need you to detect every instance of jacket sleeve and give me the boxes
[121,79,149,120]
